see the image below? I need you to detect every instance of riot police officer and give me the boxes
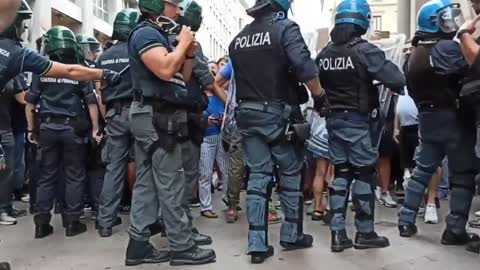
[398,0,480,248]
[95,8,139,238]
[24,26,101,239]
[0,0,120,92]
[77,34,101,68]
[229,0,325,264]
[173,0,213,246]
[125,0,215,266]
[316,0,405,253]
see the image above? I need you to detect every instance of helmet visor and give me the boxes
[438,4,465,33]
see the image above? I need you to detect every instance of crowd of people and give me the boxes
[1,0,480,269]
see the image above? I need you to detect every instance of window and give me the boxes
[93,0,109,22]
[372,15,382,31]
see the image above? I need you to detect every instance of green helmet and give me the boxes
[112,8,140,41]
[138,0,183,15]
[43,26,78,63]
[2,0,32,41]
[178,0,203,32]
[76,34,101,62]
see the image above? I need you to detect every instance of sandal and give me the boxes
[311,210,325,221]
[201,210,218,219]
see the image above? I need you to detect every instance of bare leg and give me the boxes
[313,159,329,213]
[427,167,442,205]
[377,157,391,192]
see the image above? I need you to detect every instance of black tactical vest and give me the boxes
[35,76,89,119]
[407,42,459,110]
[317,38,377,113]
[97,42,132,104]
[228,14,299,105]
[128,21,189,106]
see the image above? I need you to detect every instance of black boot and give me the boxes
[354,232,390,249]
[96,217,122,238]
[466,240,480,254]
[54,202,63,214]
[250,245,274,264]
[170,245,216,266]
[0,262,10,270]
[331,230,353,252]
[280,233,314,251]
[34,214,53,239]
[398,224,418,238]
[125,238,170,266]
[192,228,212,246]
[441,230,480,246]
[35,224,54,239]
[65,221,87,237]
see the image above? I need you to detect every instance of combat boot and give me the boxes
[0,262,10,270]
[250,245,274,264]
[65,221,87,237]
[398,224,418,237]
[170,245,216,266]
[192,227,212,246]
[34,214,53,239]
[466,241,480,254]
[331,230,353,252]
[441,230,480,245]
[280,233,314,250]
[354,232,390,249]
[125,238,169,266]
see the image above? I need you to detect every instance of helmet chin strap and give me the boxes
[151,15,181,34]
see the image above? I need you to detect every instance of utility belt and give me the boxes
[40,114,89,137]
[417,101,458,112]
[148,99,208,154]
[106,98,132,115]
[238,101,310,146]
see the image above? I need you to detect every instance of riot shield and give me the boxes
[370,33,407,149]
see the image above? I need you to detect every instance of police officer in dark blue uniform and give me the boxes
[0,0,120,92]
[25,26,101,239]
[316,0,405,253]
[125,0,215,266]
[229,0,326,264]
[95,8,140,238]
[398,0,480,248]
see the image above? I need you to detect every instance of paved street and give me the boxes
[1,194,479,270]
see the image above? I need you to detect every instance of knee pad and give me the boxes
[334,163,354,181]
[354,166,375,184]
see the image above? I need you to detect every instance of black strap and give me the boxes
[249,225,267,231]
[280,186,301,193]
[247,190,269,199]
[284,217,302,223]
[355,212,374,221]
[352,193,372,202]
[330,189,348,197]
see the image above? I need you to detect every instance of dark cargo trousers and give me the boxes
[128,102,194,252]
[98,106,132,228]
[236,102,305,254]
[326,112,378,234]
[398,111,479,235]
[34,127,87,224]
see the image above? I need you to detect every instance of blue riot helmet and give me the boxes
[417,0,464,33]
[246,0,293,17]
[334,0,372,30]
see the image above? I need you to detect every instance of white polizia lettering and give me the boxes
[234,32,272,50]
[318,57,355,71]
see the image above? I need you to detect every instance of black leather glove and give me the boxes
[313,94,330,117]
[102,69,121,87]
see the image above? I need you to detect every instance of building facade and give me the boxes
[25,0,138,49]
[195,0,252,61]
